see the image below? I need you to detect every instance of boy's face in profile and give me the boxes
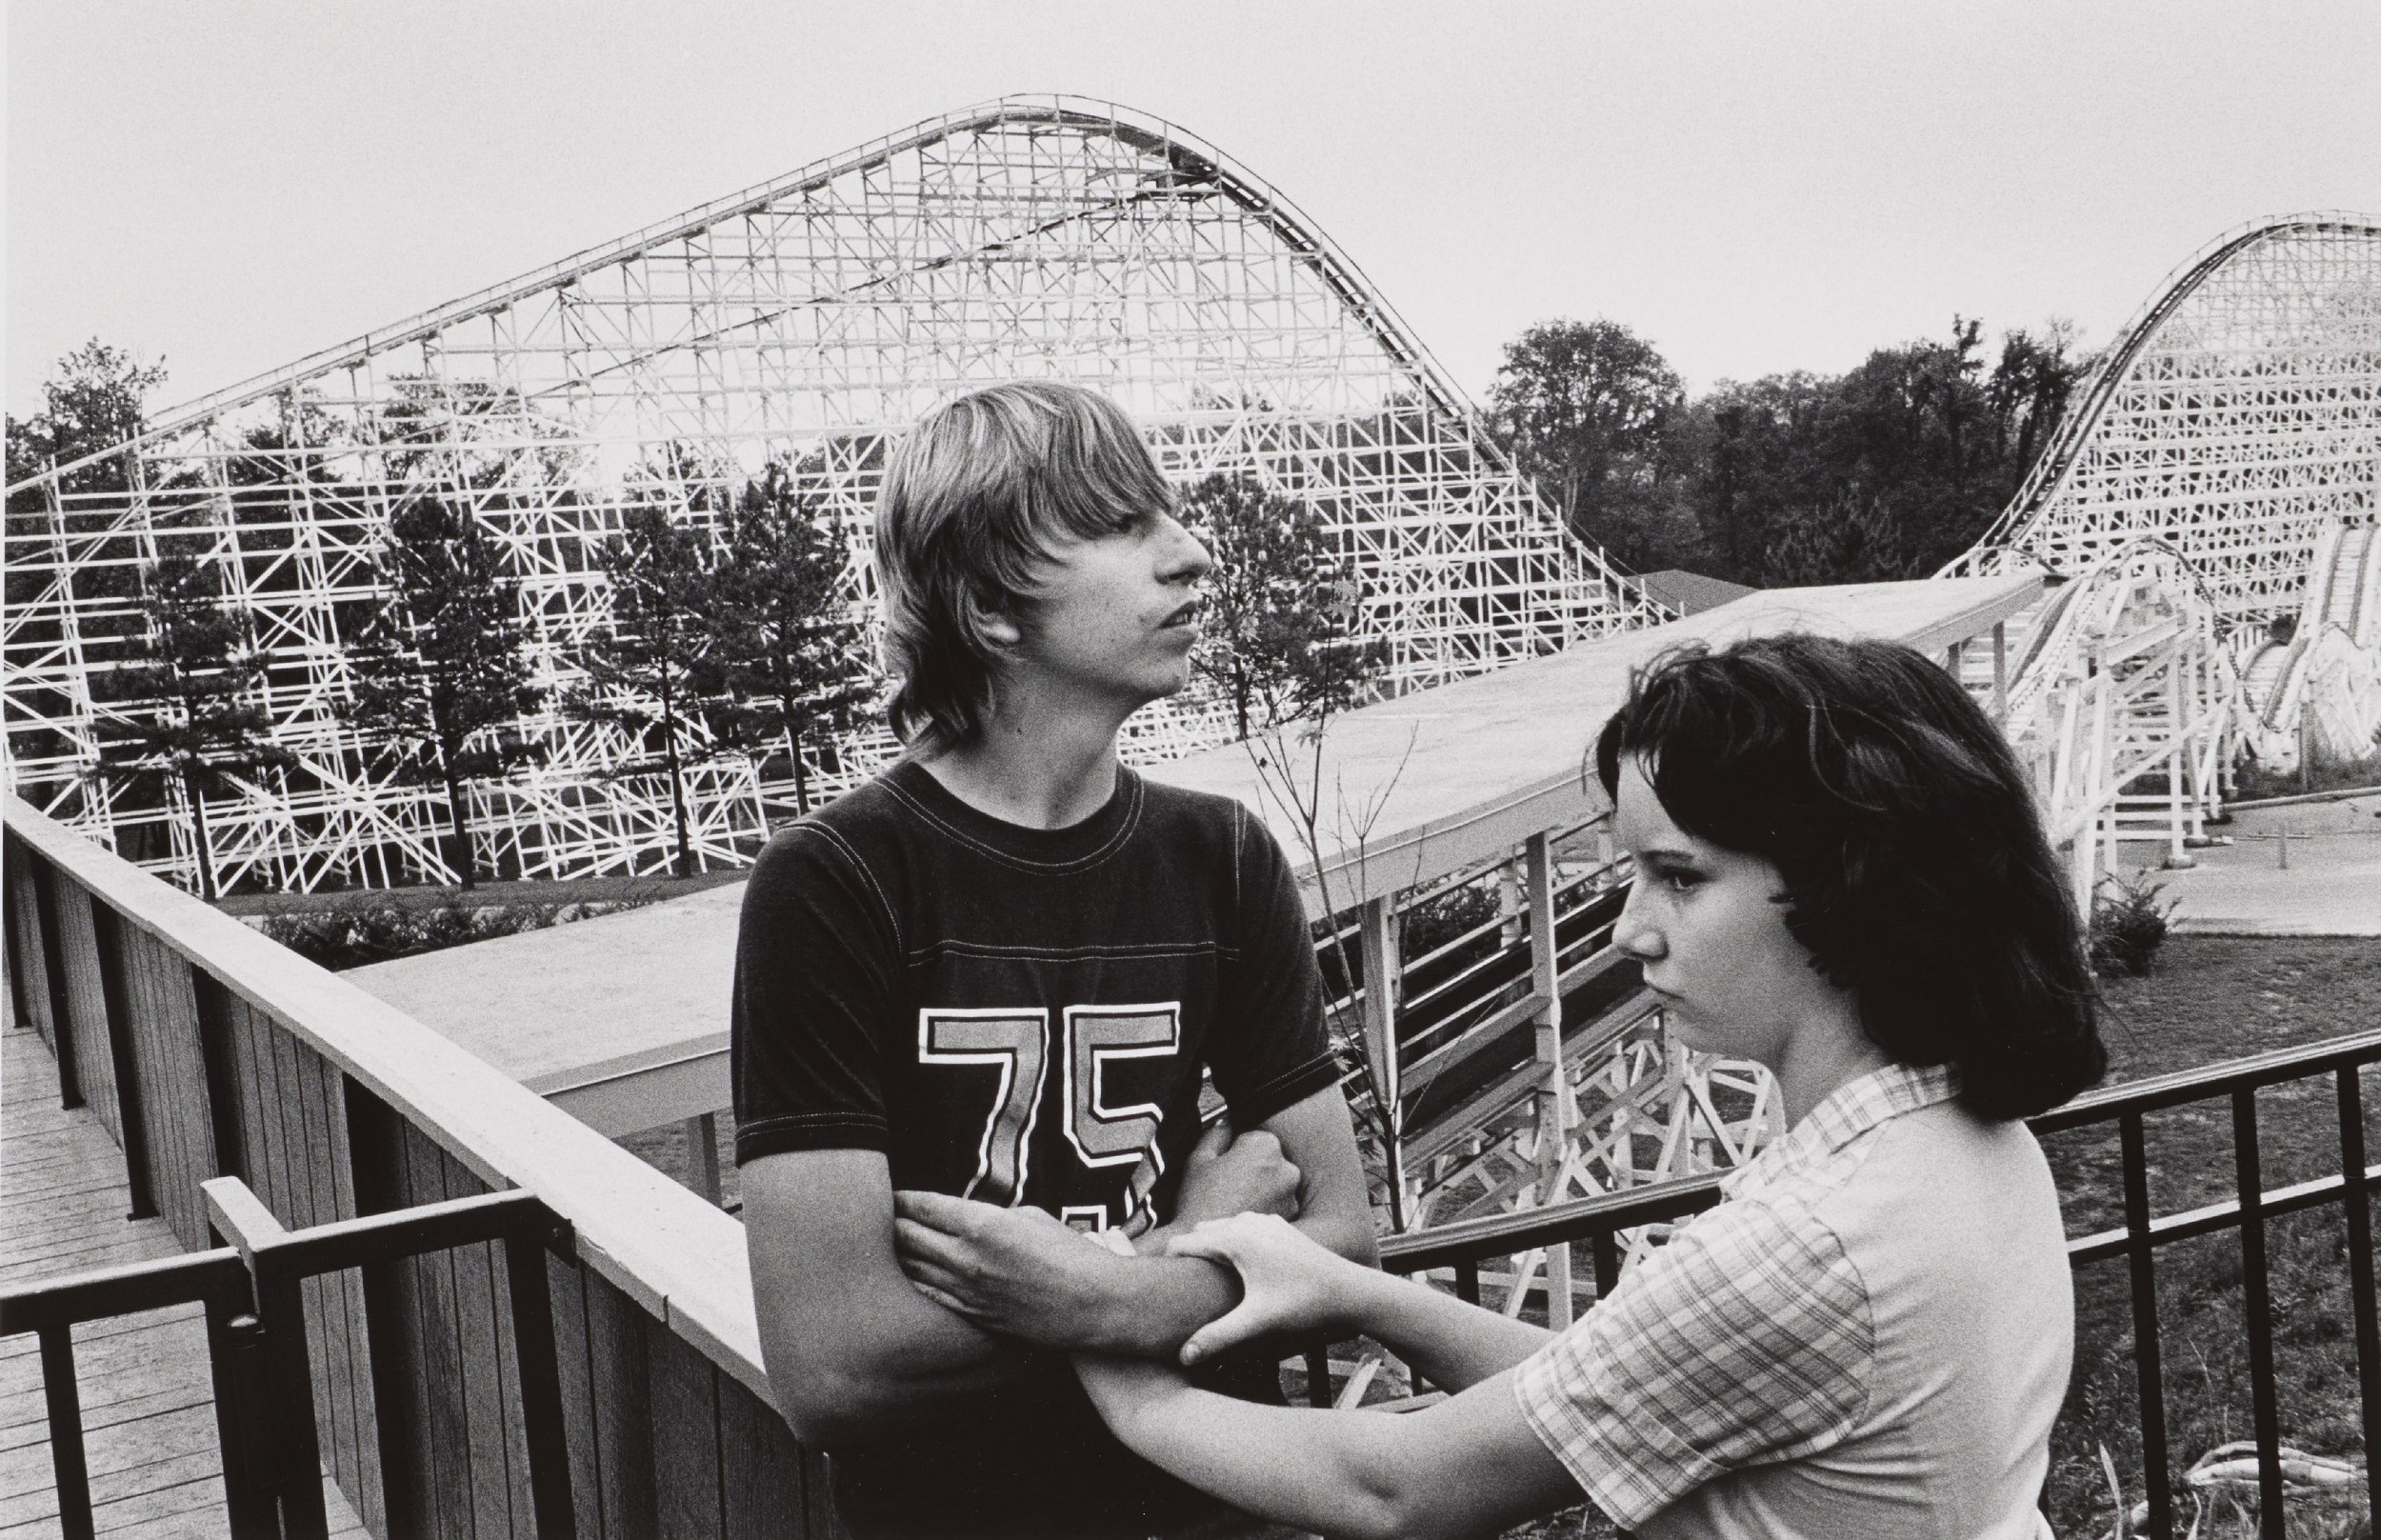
[1007,507,1213,714]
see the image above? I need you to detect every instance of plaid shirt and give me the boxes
[1511,1063,1968,1530]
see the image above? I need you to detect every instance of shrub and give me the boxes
[249,897,639,971]
[2090,871,2178,977]
[2230,740,2381,802]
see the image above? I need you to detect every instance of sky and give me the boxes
[9,2,2379,419]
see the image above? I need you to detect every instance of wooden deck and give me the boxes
[0,1022,364,1538]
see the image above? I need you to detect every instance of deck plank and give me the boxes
[0,1023,368,1537]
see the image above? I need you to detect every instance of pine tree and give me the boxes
[347,492,546,889]
[707,460,875,819]
[91,517,293,899]
[1179,474,1378,740]
[569,499,727,875]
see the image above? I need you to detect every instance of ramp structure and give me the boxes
[2,96,1659,894]
[1946,214,2381,897]
[1953,214,2381,623]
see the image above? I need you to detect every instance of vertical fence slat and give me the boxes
[2230,1088,2286,1539]
[83,902,155,1221]
[352,1087,433,1539]
[410,1125,487,1538]
[431,1144,526,1540]
[3,834,50,1052]
[22,853,83,1108]
[581,1272,659,1539]
[646,1318,726,1540]
[545,1251,608,1538]
[716,1370,807,1539]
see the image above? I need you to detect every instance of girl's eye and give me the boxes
[1657,868,1704,893]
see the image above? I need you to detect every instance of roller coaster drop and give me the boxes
[0,96,1659,894]
[4,100,2376,1295]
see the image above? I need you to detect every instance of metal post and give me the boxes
[2231,1090,2287,1536]
[1525,832,1573,1325]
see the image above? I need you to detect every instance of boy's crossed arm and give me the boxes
[743,1084,1374,1448]
[896,1085,1378,1357]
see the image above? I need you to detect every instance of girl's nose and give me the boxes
[1612,879,1664,960]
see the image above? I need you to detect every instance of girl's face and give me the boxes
[1611,754,1851,1069]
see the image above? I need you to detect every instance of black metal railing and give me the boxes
[1369,1027,2381,1540]
[0,1180,577,1540]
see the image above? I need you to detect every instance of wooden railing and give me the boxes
[3,793,835,1539]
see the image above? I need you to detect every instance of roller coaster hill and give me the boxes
[3,98,2379,1537]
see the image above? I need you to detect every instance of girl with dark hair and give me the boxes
[1071,632,2104,1540]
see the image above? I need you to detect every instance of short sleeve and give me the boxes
[1204,809,1340,1129]
[730,823,903,1166]
[1511,1197,1873,1528]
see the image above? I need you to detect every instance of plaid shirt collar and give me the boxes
[1721,1061,1961,1202]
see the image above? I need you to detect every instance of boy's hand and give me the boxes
[1170,1118,1302,1228]
[893,1190,1130,1350]
[1166,1212,1371,1366]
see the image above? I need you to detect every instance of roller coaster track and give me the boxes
[2239,516,2381,768]
[2,95,1663,895]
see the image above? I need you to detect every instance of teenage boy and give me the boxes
[734,381,1378,1540]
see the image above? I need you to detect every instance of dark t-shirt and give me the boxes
[731,757,1340,1539]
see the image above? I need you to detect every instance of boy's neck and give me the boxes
[920,706,1128,831]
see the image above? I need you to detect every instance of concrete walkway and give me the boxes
[2132,790,2381,937]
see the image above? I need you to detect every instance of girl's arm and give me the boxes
[1170,1214,1551,1392]
[1076,1355,1584,1540]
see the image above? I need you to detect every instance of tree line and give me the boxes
[7,348,876,894]
[7,347,1374,897]
[1483,314,2087,586]
[8,310,2078,896]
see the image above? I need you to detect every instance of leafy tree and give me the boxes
[1689,319,2086,587]
[1484,319,1694,570]
[1178,473,1378,740]
[347,491,547,889]
[569,496,728,876]
[91,517,294,899]
[6,340,165,495]
[705,460,875,818]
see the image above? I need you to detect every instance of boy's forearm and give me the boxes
[1101,1207,1379,1358]
[769,1292,1039,1445]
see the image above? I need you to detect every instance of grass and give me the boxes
[2043,937,2381,1539]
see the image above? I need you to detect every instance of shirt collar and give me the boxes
[1720,1061,1961,1201]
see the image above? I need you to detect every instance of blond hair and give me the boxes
[874,382,1175,750]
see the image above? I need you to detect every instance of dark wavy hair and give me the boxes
[1593,632,2104,1120]
[874,381,1177,752]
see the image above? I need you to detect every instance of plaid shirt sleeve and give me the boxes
[1510,1197,1874,1528]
